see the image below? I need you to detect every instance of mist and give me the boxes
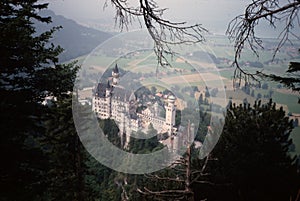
[45,0,248,34]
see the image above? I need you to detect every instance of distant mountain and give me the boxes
[35,10,112,62]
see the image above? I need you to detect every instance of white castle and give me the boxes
[92,64,192,149]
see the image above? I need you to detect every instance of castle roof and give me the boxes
[95,83,108,98]
[112,86,133,102]
[113,64,119,74]
[106,80,111,88]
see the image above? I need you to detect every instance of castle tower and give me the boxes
[105,80,111,97]
[165,95,176,135]
[118,105,131,149]
[124,118,131,149]
[154,102,159,117]
[112,64,119,86]
[105,81,112,118]
[119,107,126,147]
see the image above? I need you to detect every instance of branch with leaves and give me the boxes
[105,0,207,66]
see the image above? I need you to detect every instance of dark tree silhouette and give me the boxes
[211,100,299,201]
[0,1,79,199]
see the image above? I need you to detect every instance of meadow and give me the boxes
[75,34,299,154]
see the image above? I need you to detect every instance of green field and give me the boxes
[217,69,235,79]
[272,91,300,113]
[74,34,300,153]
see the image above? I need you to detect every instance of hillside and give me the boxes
[35,10,112,62]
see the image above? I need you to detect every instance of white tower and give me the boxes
[154,102,159,117]
[105,81,111,97]
[119,107,126,147]
[119,105,131,148]
[165,95,176,135]
[112,64,119,86]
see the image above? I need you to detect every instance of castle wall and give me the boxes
[92,65,186,150]
[93,96,111,119]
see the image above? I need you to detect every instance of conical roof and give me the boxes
[113,63,119,73]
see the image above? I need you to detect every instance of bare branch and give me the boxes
[137,187,193,198]
[227,0,300,84]
[105,0,207,66]
[190,155,211,185]
[146,174,185,183]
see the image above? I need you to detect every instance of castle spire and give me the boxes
[112,63,120,86]
[113,63,119,74]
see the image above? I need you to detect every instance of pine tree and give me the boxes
[42,97,85,200]
[210,100,300,201]
[0,1,78,199]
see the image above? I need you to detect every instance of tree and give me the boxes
[242,82,251,95]
[151,86,157,94]
[294,118,299,127]
[227,0,300,90]
[262,59,300,92]
[137,158,195,201]
[227,0,300,59]
[137,123,212,201]
[205,86,210,98]
[133,99,300,201]
[210,88,219,97]
[256,92,262,99]
[42,97,85,200]
[0,1,78,199]
[250,89,255,97]
[198,93,204,105]
[262,82,269,90]
[210,100,299,201]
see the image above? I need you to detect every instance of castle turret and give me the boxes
[105,81,112,118]
[106,81,111,97]
[154,102,159,117]
[112,64,119,86]
[165,95,176,135]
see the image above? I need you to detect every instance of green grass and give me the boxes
[272,91,300,114]
[239,88,299,113]
[216,70,235,80]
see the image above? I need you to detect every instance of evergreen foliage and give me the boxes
[134,100,299,201]
[1,1,299,200]
[42,97,85,200]
[210,100,300,201]
[0,1,79,199]
[261,58,300,95]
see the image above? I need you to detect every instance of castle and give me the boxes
[92,64,191,149]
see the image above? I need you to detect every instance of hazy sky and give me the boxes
[46,0,249,33]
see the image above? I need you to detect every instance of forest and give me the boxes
[0,1,299,201]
